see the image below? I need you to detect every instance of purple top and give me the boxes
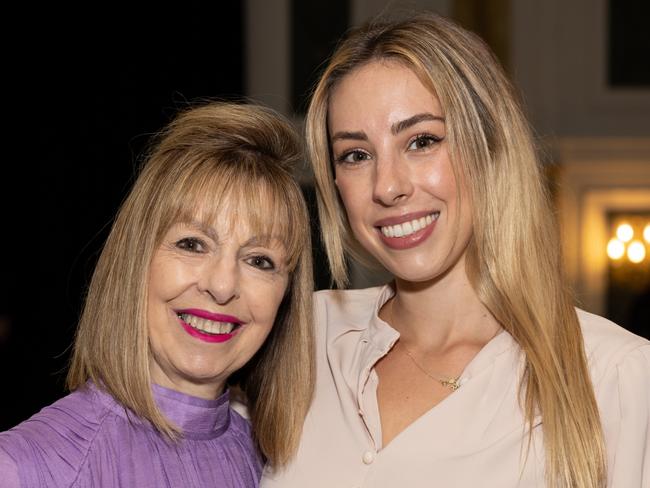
[0,382,262,487]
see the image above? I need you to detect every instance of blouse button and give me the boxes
[362,450,375,464]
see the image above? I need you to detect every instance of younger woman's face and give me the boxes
[147,206,289,399]
[328,60,473,283]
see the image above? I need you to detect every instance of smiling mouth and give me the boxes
[379,212,440,238]
[177,313,241,335]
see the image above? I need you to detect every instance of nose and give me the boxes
[197,256,240,304]
[372,157,413,206]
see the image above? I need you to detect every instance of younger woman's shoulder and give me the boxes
[578,308,648,353]
[577,308,649,381]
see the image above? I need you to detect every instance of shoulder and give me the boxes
[577,308,650,384]
[578,310,650,481]
[0,447,19,487]
[578,308,649,363]
[313,286,386,332]
[0,384,106,447]
[0,384,112,486]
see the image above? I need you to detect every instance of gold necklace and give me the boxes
[388,299,462,391]
[398,344,462,391]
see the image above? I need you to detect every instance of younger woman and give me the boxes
[263,13,649,488]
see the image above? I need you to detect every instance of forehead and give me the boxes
[328,60,443,133]
[179,191,287,246]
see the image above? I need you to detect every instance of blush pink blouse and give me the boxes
[262,286,650,487]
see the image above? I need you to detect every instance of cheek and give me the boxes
[246,277,289,326]
[149,258,194,302]
[418,159,451,196]
[147,267,174,331]
[420,161,470,223]
[147,263,166,304]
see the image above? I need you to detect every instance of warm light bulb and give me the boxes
[607,238,625,260]
[644,224,650,244]
[616,223,634,242]
[627,240,646,263]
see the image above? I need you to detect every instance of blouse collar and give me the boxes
[152,384,232,440]
[362,283,517,382]
[93,382,232,440]
[362,284,400,352]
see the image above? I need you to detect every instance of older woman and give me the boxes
[0,102,314,487]
[261,13,649,488]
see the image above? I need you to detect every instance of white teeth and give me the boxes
[178,313,237,335]
[380,212,439,238]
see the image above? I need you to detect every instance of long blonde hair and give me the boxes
[306,13,605,487]
[67,101,314,467]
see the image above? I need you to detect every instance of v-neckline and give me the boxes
[356,285,515,451]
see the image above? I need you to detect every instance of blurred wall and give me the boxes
[512,0,649,137]
[510,0,649,334]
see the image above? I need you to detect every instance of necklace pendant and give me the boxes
[440,378,461,391]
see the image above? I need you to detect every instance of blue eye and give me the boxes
[175,237,206,253]
[336,149,372,165]
[407,134,442,151]
[247,255,276,270]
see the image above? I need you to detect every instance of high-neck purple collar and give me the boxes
[93,382,232,440]
[152,384,231,440]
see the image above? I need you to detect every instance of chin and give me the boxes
[385,257,455,284]
[376,256,433,281]
[392,270,437,283]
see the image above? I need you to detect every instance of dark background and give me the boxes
[1,5,248,429]
[0,3,342,431]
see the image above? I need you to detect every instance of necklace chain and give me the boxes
[399,344,462,391]
[388,298,462,391]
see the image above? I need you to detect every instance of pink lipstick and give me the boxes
[176,308,244,343]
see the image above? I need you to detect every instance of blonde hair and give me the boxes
[67,101,314,467]
[306,13,605,488]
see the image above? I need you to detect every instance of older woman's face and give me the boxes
[328,60,473,283]
[147,210,289,399]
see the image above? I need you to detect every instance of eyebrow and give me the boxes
[391,113,445,135]
[330,130,367,143]
[180,221,219,241]
[330,112,445,143]
[180,222,286,250]
[242,235,283,248]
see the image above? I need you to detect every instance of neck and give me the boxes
[384,258,500,353]
[149,361,226,400]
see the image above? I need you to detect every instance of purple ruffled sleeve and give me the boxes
[0,383,261,487]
